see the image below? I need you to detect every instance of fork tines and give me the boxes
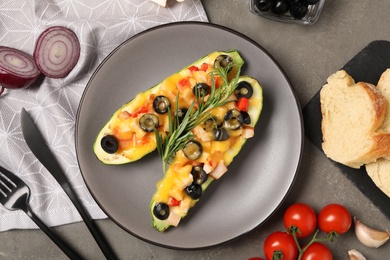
[0,166,18,197]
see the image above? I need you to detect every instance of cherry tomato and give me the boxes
[283,203,317,238]
[264,231,298,260]
[318,204,352,234]
[301,242,332,260]
[248,258,265,260]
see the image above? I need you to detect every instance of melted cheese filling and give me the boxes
[102,52,262,228]
[108,52,227,161]
[152,77,261,220]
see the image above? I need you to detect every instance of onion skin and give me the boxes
[34,26,80,78]
[0,46,40,93]
[0,67,38,89]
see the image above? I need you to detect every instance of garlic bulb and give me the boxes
[348,249,366,260]
[354,217,390,248]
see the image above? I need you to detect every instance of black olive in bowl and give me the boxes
[250,0,325,25]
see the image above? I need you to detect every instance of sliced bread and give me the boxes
[320,70,390,168]
[376,69,390,132]
[365,158,390,197]
[365,69,390,197]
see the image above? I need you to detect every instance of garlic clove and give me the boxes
[348,249,366,260]
[354,217,390,248]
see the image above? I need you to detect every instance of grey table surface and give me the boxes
[1,0,390,259]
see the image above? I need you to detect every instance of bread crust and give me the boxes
[366,158,390,197]
[377,69,390,132]
[363,131,390,161]
[365,69,390,198]
[322,69,390,197]
[320,70,390,168]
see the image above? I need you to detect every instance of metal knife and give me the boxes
[20,108,117,260]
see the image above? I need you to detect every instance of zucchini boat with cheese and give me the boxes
[151,75,263,231]
[93,50,244,164]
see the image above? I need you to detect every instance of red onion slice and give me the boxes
[0,46,41,94]
[34,26,80,78]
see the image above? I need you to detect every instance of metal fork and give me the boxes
[0,165,84,260]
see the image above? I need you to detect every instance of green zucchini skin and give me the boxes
[150,76,263,232]
[93,50,244,165]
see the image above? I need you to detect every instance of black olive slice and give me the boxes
[213,128,230,141]
[192,83,210,97]
[203,117,223,132]
[139,113,159,132]
[224,109,244,130]
[241,111,251,125]
[203,118,216,132]
[185,183,202,200]
[153,95,170,114]
[234,81,253,99]
[183,140,202,160]
[100,135,119,154]
[153,203,170,220]
[175,108,188,124]
[214,55,233,70]
[191,165,208,185]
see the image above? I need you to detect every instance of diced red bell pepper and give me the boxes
[168,197,181,206]
[237,97,249,112]
[129,112,138,118]
[148,94,156,103]
[130,106,149,118]
[188,65,199,72]
[178,78,190,90]
[137,135,150,145]
[139,106,149,113]
[200,63,209,72]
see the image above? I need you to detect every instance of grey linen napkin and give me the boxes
[0,0,207,231]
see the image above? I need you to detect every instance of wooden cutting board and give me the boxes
[303,40,390,219]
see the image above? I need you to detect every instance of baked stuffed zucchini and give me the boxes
[150,75,263,231]
[93,50,244,164]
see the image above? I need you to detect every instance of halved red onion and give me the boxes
[34,26,80,78]
[0,46,41,95]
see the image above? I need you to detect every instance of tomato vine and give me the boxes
[251,203,352,260]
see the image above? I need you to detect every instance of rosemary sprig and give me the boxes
[155,62,242,172]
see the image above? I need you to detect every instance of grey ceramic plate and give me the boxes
[76,22,303,249]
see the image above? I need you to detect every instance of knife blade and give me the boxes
[20,108,117,260]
